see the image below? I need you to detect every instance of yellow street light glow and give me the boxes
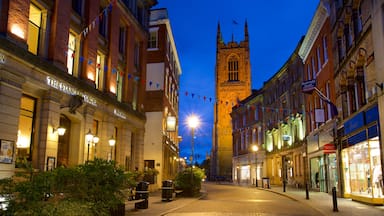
[187,115,199,129]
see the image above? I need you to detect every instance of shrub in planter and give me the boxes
[174,167,205,197]
[0,158,135,216]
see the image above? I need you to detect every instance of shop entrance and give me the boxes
[57,115,71,167]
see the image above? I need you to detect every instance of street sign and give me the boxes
[302,80,316,93]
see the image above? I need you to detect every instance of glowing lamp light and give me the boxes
[110,86,116,94]
[187,115,199,129]
[11,25,25,39]
[252,145,259,152]
[87,72,95,81]
[56,127,66,136]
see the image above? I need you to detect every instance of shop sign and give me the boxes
[46,76,97,106]
[344,112,364,134]
[302,80,316,93]
[323,143,336,154]
[113,109,126,119]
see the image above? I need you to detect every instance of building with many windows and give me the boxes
[231,90,265,185]
[330,0,383,204]
[144,8,181,189]
[0,0,157,178]
[299,1,337,193]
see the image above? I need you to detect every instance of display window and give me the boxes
[16,95,36,167]
[342,137,383,199]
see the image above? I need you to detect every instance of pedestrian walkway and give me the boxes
[124,182,384,216]
[125,186,208,216]
[260,184,384,216]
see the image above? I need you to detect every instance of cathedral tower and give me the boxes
[212,21,252,179]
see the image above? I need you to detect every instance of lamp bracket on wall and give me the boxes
[376,83,383,91]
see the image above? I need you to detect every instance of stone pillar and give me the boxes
[37,89,62,171]
[133,129,145,170]
[0,69,24,178]
[119,124,132,169]
[83,105,96,163]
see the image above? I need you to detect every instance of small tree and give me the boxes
[174,167,205,197]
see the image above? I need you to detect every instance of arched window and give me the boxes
[227,56,239,81]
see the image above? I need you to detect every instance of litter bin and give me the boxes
[135,181,149,209]
[162,180,174,201]
[262,177,270,189]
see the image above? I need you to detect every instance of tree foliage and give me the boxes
[0,158,136,216]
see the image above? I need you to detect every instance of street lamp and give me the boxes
[108,136,116,161]
[187,115,199,166]
[92,135,99,159]
[85,129,94,162]
[252,144,259,187]
[187,115,199,190]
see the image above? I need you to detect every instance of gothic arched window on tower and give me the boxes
[227,56,239,81]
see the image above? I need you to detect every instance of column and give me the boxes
[0,69,24,178]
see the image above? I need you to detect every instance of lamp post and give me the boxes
[92,135,99,159]
[252,144,259,187]
[187,115,199,190]
[187,115,199,166]
[85,129,94,162]
[108,136,116,161]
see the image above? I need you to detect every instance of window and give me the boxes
[99,7,108,37]
[132,81,138,110]
[326,81,332,120]
[337,36,345,61]
[148,29,158,49]
[311,57,316,78]
[228,56,239,81]
[72,0,83,15]
[317,46,321,71]
[67,33,76,75]
[119,26,127,55]
[307,64,311,80]
[96,52,106,90]
[134,42,140,68]
[28,4,42,55]
[352,6,363,39]
[116,70,123,102]
[323,36,328,63]
[16,95,36,165]
[344,23,352,50]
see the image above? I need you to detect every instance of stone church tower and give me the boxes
[212,21,252,179]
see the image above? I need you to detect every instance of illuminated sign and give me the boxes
[113,109,126,119]
[46,76,97,106]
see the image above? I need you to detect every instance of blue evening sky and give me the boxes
[152,0,320,163]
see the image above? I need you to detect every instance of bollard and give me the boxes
[332,187,338,212]
[283,181,286,192]
[305,183,309,200]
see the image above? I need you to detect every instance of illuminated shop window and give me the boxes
[28,4,42,55]
[16,95,36,166]
[342,137,383,199]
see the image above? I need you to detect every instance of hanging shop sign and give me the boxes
[323,143,336,154]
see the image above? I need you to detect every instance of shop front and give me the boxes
[307,120,338,194]
[341,105,383,205]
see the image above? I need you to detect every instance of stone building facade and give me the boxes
[0,0,157,178]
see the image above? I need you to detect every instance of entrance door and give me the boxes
[57,115,70,167]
